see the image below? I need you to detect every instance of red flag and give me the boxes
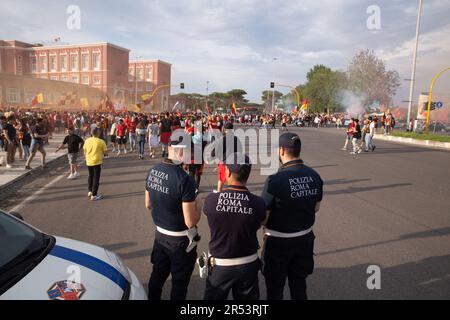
[31,96,38,106]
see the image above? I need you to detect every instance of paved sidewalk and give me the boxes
[0,133,68,189]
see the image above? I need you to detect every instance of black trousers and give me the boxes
[87,165,102,196]
[148,232,197,300]
[262,232,315,300]
[204,260,260,300]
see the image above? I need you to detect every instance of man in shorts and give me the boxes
[25,118,48,170]
[56,127,84,179]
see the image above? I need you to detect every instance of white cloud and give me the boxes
[0,0,449,104]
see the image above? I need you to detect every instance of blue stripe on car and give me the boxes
[49,245,127,291]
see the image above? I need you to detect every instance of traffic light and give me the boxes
[180,83,185,89]
[270,82,275,89]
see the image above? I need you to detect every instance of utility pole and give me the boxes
[134,56,143,105]
[272,58,278,113]
[406,0,423,131]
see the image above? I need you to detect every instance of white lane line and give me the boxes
[9,173,66,213]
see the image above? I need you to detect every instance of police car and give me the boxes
[0,210,147,300]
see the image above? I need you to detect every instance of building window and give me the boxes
[128,68,134,82]
[82,54,89,71]
[50,75,58,81]
[93,76,101,85]
[40,56,47,72]
[82,75,89,84]
[71,75,79,83]
[145,65,153,81]
[71,55,78,71]
[6,88,20,103]
[30,56,37,73]
[146,84,153,91]
[61,55,67,71]
[50,56,56,72]
[61,75,68,82]
[137,67,144,81]
[16,56,23,74]
[92,53,101,70]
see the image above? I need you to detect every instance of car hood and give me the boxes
[2,237,132,300]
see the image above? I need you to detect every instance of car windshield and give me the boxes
[0,211,45,268]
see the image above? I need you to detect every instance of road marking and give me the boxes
[9,173,66,212]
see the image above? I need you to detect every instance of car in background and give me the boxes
[0,210,147,300]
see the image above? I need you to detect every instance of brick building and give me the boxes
[128,60,172,111]
[0,40,172,110]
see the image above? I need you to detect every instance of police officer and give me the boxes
[145,135,201,300]
[202,152,267,300]
[261,132,323,300]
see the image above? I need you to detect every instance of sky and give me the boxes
[1,0,449,106]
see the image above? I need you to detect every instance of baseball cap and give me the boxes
[225,152,251,173]
[279,132,302,149]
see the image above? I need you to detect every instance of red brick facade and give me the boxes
[0,40,172,110]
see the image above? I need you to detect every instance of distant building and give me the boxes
[0,40,171,110]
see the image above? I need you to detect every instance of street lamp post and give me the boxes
[406,0,423,131]
[272,58,279,112]
[133,56,143,105]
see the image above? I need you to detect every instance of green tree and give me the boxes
[303,66,347,113]
[307,64,332,82]
[227,89,248,103]
[347,49,400,108]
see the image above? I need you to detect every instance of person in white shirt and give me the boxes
[364,117,377,152]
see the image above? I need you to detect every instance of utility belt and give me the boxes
[264,227,313,238]
[156,226,201,253]
[197,252,258,279]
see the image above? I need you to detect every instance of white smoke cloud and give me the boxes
[338,90,366,117]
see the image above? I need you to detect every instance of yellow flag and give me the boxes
[141,93,151,101]
[37,93,45,103]
[80,98,89,109]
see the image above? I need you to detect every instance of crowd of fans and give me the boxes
[0,106,397,169]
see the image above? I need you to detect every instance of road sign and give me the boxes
[436,101,444,109]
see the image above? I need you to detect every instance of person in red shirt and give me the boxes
[127,116,138,152]
[116,119,128,155]
[341,118,355,151]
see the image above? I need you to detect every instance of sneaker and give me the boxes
[90,195,104,201]
[372,146,376,152]
[341,148,347,151]
[349,152,357,155]
[25,165,32,170]
[88,192,92,198]
[74,172,80,178]
[213,190,219,194]
[117,150,121,156]
[124,149,127,154]
[67,173,75,180]
[6,164,12,169]
[151,154,155,159]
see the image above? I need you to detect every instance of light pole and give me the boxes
[406,0,423,131]
[272,58,278,113]
[133,55,143,105]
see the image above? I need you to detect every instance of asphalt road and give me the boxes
[2,126,450,300]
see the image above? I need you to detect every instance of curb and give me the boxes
[0,153,66,193]
[373,135,450,151]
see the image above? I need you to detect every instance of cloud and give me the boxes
[0,0,449,104]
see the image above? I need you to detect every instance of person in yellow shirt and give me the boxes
[83,128,108,201]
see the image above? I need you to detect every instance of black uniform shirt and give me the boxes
[203,185,266,259]
[146,159,197,232]
[261,159,323,233]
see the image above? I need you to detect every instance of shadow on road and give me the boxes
[317,227,450,257]
[326,183,412,196]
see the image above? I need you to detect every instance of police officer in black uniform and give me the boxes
[261,132,323,300]
[145,135,201,300]
[202,152,267,300]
